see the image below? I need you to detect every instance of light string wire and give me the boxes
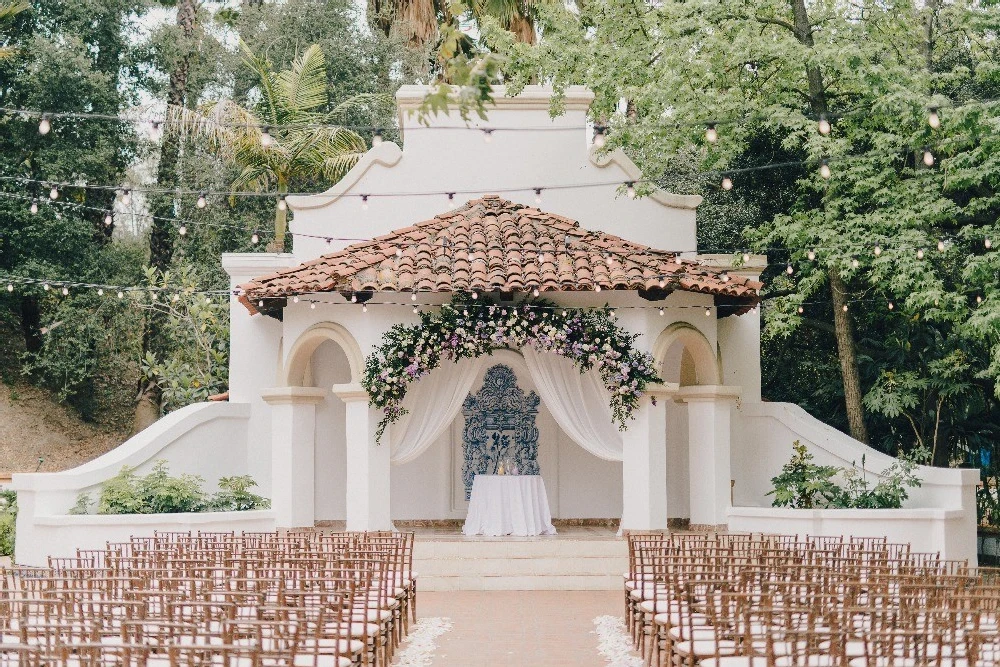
[5,91,999,132]
[2,185,993,260]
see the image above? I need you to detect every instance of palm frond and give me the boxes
[239,39,281,125]
[317,152,366,183]
[230,163,274,195]
[327,93,395,121]
[275,44,328,117]
[0,1,29,22]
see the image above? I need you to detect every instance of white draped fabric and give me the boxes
[388,357,480,464]
[523,347,624,461]
[462,475,556,536]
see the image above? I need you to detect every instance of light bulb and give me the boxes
[807,250,816,261]
[595,285,601,292]
[104,212,113,226]
[6,284,12,292]
[310,302,316,309]
[350,293,357,303]
[43,283,50,291]
[471,291,478,300]
[819,160,831,179]
[852,258,859,268]
[842,304,848,312]
[917,249,925,259]
[178,225,187,236]
[874,245,882,256]
[533,287,540,297]
[593,125,607,148]
[626,182,636,198]
[30,201,38,214]
[121,190,131,206]
[172,293,179,303]
[609,309,616,318]
[196,193,207,209]
[743,253,751,263]
[888,302,894,310]
[97,289,103,296]
[721,176,733,191]
[705,307,711,316]
[251,233,259,245]
[61,286,68,296]
[937,240,945,252]
[658,308,664,316]
[293,296,299,303]
[817,114,831,136]
[372,129,383,146]
[534,188,542,204]
[258,300,263,307]
[922,148,934,167]
[722,273,730,283]
[786,264,794,275]
[411,293,417,301]
[361,195,369,211]
[447,193,456,208]
[797,306,804,314]
[49,187,58,200]
[117,291,123,299]
[977,295,983,304]
[362,304,367,313]
[38,115,51,135]
[928,107,940,129]
[986,238,993,249]
[658,278,666,288]
[277,197,287,211]
[705,124,718,143]
[260,126,274,147]
[412,305,418,313]
[396,248,403,258]
[482,129,494,143]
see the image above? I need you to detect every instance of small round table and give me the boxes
[462,474,557,536]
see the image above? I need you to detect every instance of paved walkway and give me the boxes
[406,590,637,666]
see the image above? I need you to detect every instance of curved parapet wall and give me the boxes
[12,401,253,566]
[732,401,978,563]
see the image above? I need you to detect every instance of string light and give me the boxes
[350,293,358,303]
[807,250,816,261]
[49,186,58,200]
[593,125,607,148]
[625,182,636,198]
[395,248,403,258]
[922,147,934,167]
[704,307,711,316]
[117,291,123,299]
[819,159,831,179]
[260,126,274,147]
[721,175,733,191]
[532,287,540,297]
[38,115,51,135]
[30,201,38,214]
[43,283,50,291]
[277,197,287,211]
[817,114,831,136]
[6,284,12,292]
[104,212,113,226]
[196,193,207,209]
[852,258,859,268]
[251,233,259,245]
[659,308,664,316]
[888,301,894,310]
[658,278,666,288]
[362,304,368,313]
[293,296,299,303]
[482,129,494,143]
[310,302,316,309]
[178,225,187,236]
[471,291,478,300]
[874,245,882,256]
[412,304,418,313]
[121,189,131,206]
[704,123,718,143]
[917,249,925,259]
[372,129,383,146]
[743,253,751,263]
[842,304,849,312]
[797,306,804,314]
[534,188,542,204]
[928,107,941,129]
[977,295,983,304]
[61,286,69,296]
[937,240,945,252]
[595,285,602,292]
[986,238,993,249]
[361,195,369,211]
[447,192,456,207]
[97,289,103,296]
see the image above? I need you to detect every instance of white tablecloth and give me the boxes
[462,475,557,537]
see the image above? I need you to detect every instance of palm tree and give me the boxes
[0,1,29,60]
[370,0,539,50]
[173,41,368,253]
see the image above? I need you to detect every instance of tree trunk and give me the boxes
[131,0,197,436]
[19,295,42,354]
[788,0,868,443]
[829,270,869,443]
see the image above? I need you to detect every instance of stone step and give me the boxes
[413,537,627,591]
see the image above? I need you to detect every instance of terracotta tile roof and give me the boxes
[239,195,761,316]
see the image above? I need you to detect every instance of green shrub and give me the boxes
[77,461,268,515]
[769,442,926,510]
[0,490,17,557]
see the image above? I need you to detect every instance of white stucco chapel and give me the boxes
[12,86,979,566]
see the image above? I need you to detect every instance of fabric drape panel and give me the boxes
[388,357,481,464]
[523,347,624,461]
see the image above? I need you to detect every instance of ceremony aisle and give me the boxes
[407,590,641,667]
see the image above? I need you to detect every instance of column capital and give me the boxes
[331,383,370,402]
[646,381,680,398]
[261,386,328,405]
[677,385,741,403]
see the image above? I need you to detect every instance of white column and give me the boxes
[620,384,675,531]
[261,386,327,528]
[333,383,392,531]
[679,385,740,529]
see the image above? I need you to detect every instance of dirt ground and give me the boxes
[0,381,126,474]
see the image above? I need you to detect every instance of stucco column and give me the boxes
[679,385,740,529]
[333,383,392,531]
[261,387,327,528]
[620,384,675,531]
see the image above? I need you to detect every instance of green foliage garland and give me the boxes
[363,294,662,441]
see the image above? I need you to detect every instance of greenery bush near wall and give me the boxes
[0,490,16,557]
[769,441,925,510]
[70,461,270,515]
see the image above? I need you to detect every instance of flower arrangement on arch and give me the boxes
[362,294,662,440]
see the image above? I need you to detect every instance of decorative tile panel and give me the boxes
[461,364,540,499]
